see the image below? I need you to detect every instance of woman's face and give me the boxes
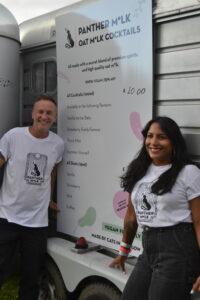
[145,122,173,165]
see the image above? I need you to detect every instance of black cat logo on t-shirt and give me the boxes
[135,182,158,223]
[24,153,47,185]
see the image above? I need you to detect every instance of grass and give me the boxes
[0,275,19,300]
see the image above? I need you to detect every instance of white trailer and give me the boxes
[20,1,152,299]
[1,0,200,299]
[0,4,20,186]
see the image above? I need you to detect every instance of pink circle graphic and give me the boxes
[113,191,129,219]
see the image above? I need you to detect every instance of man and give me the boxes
[0,94,64,300]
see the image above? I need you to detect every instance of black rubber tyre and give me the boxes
[78,282,121,300]
[38,258,68,300]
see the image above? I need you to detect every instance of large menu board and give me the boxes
[56,0,152,256]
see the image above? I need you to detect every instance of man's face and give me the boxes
[32,99,57,133]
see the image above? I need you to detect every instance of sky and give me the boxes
[1,0,82,24]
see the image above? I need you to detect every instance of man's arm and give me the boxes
[0,152,6,168]
[49,164,60,213]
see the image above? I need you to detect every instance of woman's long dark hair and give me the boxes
[121,116,196,195]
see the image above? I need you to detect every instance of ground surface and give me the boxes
[0,275,19,300]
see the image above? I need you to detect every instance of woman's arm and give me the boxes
[0,152,6,168]
[190,196,200,248]
[109,193,138,272]
[190,196,200,292]
[122,194,138,244]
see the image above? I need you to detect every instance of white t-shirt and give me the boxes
[131,163,200,227]
[0,127,64,227]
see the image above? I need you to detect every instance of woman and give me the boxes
[110,116,200,300]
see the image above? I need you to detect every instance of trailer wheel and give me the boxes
[78,282,121,300]
[38,258,68,300]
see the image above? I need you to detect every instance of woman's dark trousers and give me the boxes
[122,223,200,300]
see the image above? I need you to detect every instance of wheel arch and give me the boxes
[46,238,128,293]
[73,274,122,299]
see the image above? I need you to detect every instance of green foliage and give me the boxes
[0,275,19,300]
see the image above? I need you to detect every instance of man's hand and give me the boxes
[109,255,127,273]
[49,200,60,214]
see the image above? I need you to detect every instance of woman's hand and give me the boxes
[109,255,127,273]
[109,194,137,274]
